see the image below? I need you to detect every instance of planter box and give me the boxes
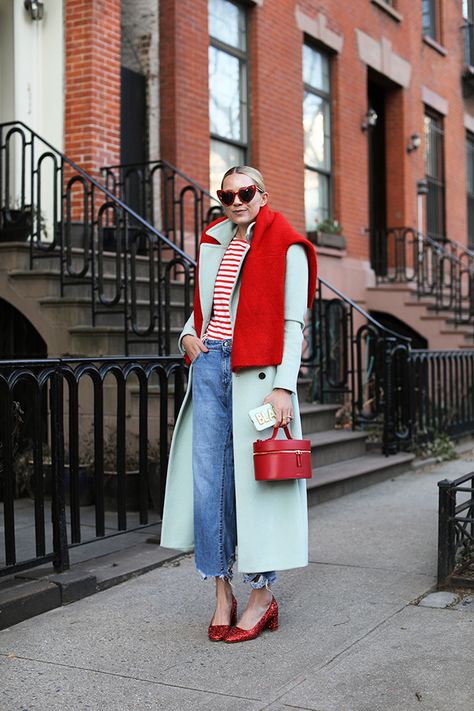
[309,230,346,250]
[64,464,94,507]
[104,470,141,511]
[104,461,161,511]
[0,208,32,242]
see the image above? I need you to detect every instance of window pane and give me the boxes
[466,135,474,247]
[303,45,330,93]
[467,136,474,196]
[303,92,331,170]
[209,46,242,140]
[210,139,245,198]
[304,169,329,233]
[209,0,246,50]
[422,0,436,39]
[424,113,443,180]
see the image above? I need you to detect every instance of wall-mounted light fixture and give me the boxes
[24,0,44,20]
[407,133,421,153]
[361,108,378,132]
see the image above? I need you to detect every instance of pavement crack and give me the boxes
[258,673,307,709]
[308,559,434,576]
[0,653,262,702]
[315,604,407,673]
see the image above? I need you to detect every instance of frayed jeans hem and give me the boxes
[242,571,277,589]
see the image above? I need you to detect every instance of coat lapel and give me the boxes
[198,219,247,334]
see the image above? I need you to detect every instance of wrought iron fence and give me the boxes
[410,349,474,443]
[302,276,412,454]
[0,356,186,576]
[101,160,223,262]
[0,121,195,355]
[438,472,474,583]
[373,227,474,329]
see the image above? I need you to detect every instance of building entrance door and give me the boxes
[367,78,388,275]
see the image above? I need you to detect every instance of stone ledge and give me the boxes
[0,579,61,631]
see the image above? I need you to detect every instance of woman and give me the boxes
[161,166,317,643]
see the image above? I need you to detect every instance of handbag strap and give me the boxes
[269,424,292,440]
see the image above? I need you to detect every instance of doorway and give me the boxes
[367,76,387,275]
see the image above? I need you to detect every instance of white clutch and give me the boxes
[248,403,277,431]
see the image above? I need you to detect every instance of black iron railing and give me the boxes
[373,227,474,329]
[0,121,195,355]
[410,349,474,444]
[0,356,186,576]
[302,277,412,454]
[101,160,223,262]
[438,472,474,583]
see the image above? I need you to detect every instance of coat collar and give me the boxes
[205,218,235,247]
[205,217,256,246]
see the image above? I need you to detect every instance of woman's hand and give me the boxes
[263,388,293,428]
[182,335,209,362]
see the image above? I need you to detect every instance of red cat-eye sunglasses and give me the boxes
[216,184,262,206]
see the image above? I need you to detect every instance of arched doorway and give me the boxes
[0,300,48,465]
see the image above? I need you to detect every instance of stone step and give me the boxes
[39,296,187,329]
[68,325,182,357]
[299,403,339,434]
[126,388,339,434]
[68,325,128,356]
[9,269,176,303]
[308,429,368,467]
[307,451,415,506]
[0,241,169,280]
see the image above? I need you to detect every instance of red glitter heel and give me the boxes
[208,594,237,642]
[224,596,278,643]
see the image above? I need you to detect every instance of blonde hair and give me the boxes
[221,165,266,192]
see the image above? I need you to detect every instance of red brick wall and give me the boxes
[64,0,121,178]
[159,0,209,190]
[159,0,472,261]
[248,2,306,232]
[60,1,474,257]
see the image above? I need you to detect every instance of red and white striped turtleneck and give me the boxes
[204,224,254,341]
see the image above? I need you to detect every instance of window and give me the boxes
[422,0,437,41]
[466,133,474,248]
[208,0,248,197]
[463,0,474,66]
[424,109,445,241]
[302,44,332,234]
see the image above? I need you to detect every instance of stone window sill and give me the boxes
[370,0,402,23]
[423,35,448,56]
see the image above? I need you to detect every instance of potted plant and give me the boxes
[0,201,48,242]
[2,401,25,500]
[310,217,346,250]
[63,458,94,507]
[100,432,140,511]
[101,432,161,511]
[0,204,32,242]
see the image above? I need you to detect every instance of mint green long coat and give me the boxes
[160,218,310,573]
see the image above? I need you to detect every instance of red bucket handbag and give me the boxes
[253,425,312,481]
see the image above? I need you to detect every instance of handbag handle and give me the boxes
[269,424,292,440]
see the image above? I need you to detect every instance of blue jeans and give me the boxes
[192,339,276,590]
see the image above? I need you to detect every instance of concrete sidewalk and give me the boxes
[1,456,473,711]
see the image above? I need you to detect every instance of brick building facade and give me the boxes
[2,0,474,352]
[61,0,474,335]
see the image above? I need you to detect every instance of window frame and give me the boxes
[422,0,439,42]
[424,107,446,242]
[466,131,474,249]
[302,42,333,237]
[208,1,249,163]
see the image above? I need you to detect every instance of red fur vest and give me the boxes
[190,204,317,370]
